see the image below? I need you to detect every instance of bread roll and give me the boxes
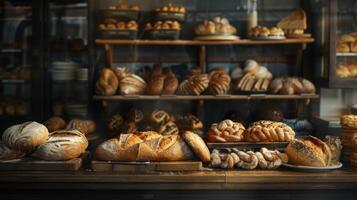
[336,43,350,53]
[44,116,66,132]
[2,122,49,151]
[208,69,231,95]
[340,34,355,43]
[0,141,26,160]
[177,74,209,95]
[108,114,124,132]
[146,75,165,95]
[286,136,332,167]
[33,130,88,161]
[113,67,132,81]
[182,131,210,162]
[207,119,245,142]
[244,60,259,74]
[96,68,119,96]
[119,74,147,95]
[340,115,357,129]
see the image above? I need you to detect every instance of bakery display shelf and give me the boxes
[93,94,319,101]
[336,52,357,57]
[95,38,314,46]
[0,158,82,171]
[206,142,289,150]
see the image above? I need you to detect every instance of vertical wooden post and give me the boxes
[199,45,206,72]
[104,44,113,68]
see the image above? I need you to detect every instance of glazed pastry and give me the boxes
[245,120,295,142]
[44,116,66,132]
[207,119,245,142]
[96,68,119,96]
[195,17,236,35]
[208,69,231,95]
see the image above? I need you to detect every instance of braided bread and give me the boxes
[208,69,231,95]
[245,120,295,142]
[209,148,287,170]
[207,119,245,142]
[96,68,119,96]
[177,74,209,95]
[340,115,357,129]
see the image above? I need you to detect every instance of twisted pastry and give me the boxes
[207,119,245,142]
[245,120,295,142]
[177,74,209,95]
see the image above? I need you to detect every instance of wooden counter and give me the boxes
[1,168,357,190]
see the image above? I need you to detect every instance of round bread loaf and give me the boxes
[96,68,119,96]
[146,75,165,95]
[286,136,332,167]
[33,130,88,161]
[340,115,357,129]
[44,116,66,132]
[182,131,211,162]
[66,119,96,135]
[0,141,26,160]
[2,122,49,152]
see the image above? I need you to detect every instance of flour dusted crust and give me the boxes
[32,130,88,161]
[245,120,295,142]
[207,119,245,142]
[340,115,357,129]
[286,136,332,167]
[0,141,26,160]
[2,122,49,152]
[182,131,210,162]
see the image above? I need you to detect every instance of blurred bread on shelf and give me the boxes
[177,74,209,95]
[336,62,357,78]
[0,141,26,161]
[195,17,237,35]
[336,32,357,53]
[155,3,186,13]
[277,9,307,36]
[269,77,316,95]
[207,69,231,95]
[245,120,295,142]
[44,116,66,132]
[96,68,119,96]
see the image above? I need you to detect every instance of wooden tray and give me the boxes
[286,33,312,39]
[206,142,289,150]
[91,161,202,172]
[0,157,82,171]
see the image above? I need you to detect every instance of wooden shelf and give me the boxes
[336,52,357,57]
[95,38,315,46]
[93,94,319,101]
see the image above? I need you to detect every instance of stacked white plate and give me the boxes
[51,61,79,81]
[65,104,88,117]
[76,68,88,81]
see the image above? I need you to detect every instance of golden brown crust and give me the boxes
[245,120,295,142]
[182,131,211,162]
[177,74,209,95]
[207,119,245,142]
[96,68,119,96]
[341,115,357,129]
[286,136,332,167]
[208,70,231,95]
[146,75,165,95]
[66,119,95,135]
[44,116,66,132]
[0,141,26,160]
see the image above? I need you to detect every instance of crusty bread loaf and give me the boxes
[207,119,245,142]
[208,69,231,95]
[113,67,132,81]
[2,122,49,152]
[96,68,119,96]
[32,130,88,161]
[182,131,210,162]
[336,43,350,53]
[66,119,96,135]
[162,68,178,95]
[269,77,315,95]
[0,141,26,160]
[245,120,295,142]
[286,136,332,167]
[177,74,209,95]
[44,116,66,132]
[119,74,147,95]
[94,133,194,162]
[340,115,357,129]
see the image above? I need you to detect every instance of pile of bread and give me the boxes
[98,19,138,31]
[336,33,357,53]
[207,119,296,143]
[145,20,181,31]
[44,116,96,135]
[108,109,203,137]
[155,3,186,13]
[336,62,357,78]
[0,99,29,116]
[195,17,237,36]
[95,131,210,162]
[210,148,288,170]
[232,60,272,92]
[107,0,140,11]
[0,121,88,161]
[269,77,316,95]
[249,26,285,38]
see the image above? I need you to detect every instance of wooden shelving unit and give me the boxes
[93,94,319,101]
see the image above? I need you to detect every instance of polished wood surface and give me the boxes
[93,94,320,101]
[1,168,357,190]
[95,38,315,46]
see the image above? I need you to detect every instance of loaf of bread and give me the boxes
[0,141,26,160]
[44,116,66,132]
[182,131,211,162]
[32,130,88,161]
[195,17,236,35]
[2,122,49,152]
[96,68,119,96]
[177,74,209,95]
[210,148,287,170]
[207,69,231,95]
[66,119,95,135]
[340,115,357,129]
[113,67,132,81]
[245,120,295,142]
[277,9,307,35]
[162,68,178,95]
[146,75,165,95]
[286,136,332,167]
[269,77,316,95]
[207,119,245,142]
[94,132,195,162]
[119,74,147,95]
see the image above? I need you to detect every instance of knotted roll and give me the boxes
[207,119,245,142]
[245,120,295,142]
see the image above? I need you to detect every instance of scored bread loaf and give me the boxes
[96,68,119,96]
[182,131,211,162]
[245,120,295,142]
[207,69,231,95]
[2,122,49,152]
[32,130,88,161]
[286,136,332,167]
[0,141,26,160]
[177,74,209,95]
[94,132,194,162]
[119,74,147,95]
